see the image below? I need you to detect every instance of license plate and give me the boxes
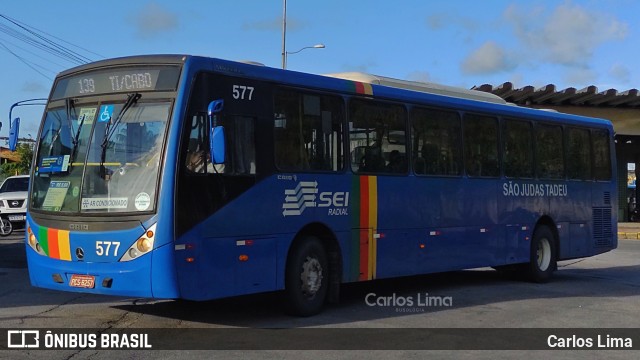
[69,274,95,289]
[8,215,25,221]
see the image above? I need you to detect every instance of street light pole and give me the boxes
[281,0,287,69]
[5,98,46,132]
[285,44,325,69]
[281,1,325,70]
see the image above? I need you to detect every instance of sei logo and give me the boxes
[281,181,349,216]
[318,191,349,216]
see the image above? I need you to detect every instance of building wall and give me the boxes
[530,105,640,136]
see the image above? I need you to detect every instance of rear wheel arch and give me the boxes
[284,223,343,316]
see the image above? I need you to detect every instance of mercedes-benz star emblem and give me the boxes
[75,248,84,260]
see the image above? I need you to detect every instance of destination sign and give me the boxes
[51,66,181,99]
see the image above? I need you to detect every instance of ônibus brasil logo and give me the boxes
[281,181,349,217]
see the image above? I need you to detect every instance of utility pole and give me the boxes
[281,0,287,69]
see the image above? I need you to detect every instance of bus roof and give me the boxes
[324,72,507,105]
[52,54,613,130]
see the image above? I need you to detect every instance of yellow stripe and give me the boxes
[78,162,138,166]
[58,230,72,261]
[363,83,374,95]
[368,176,377,279]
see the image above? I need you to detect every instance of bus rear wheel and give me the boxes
[527,225,557,282]
[285,236,328,317]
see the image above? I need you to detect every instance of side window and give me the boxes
[349,99,407,174]
[536,124,564,179]
[185,113,256,175]
[274,89,344,172]
[411,107,461,176]
[464,114,499,177]
[593,129,612,181]
[503,119,533,178]
[567,127,592,180]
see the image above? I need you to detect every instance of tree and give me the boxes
[0,143,33,177]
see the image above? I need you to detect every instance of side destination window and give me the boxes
[503,119,534,178]
[349,99,407,174]
[464,114,499,177]
[592,129,612,181]
[536,124,564,179]
[273,89,344,172]
[567,127,592,180]
[411,107,462,176]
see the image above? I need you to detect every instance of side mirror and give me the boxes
[9,117,20,151]
[207,100,225,165]
[210,126,225,164]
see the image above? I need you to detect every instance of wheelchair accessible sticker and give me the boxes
[98,105,114,122]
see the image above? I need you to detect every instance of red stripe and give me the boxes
[355,82,365,94]
[48,228,60,259]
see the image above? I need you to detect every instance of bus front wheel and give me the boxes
[285,236,328,317]
[527,226,557,282]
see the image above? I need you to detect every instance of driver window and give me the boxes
[186,113,208,174]
[185,113,256,175]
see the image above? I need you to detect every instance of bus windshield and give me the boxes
[31,99,171,214]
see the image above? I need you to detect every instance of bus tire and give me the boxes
[285,236,328,317]
[527,225,557,283]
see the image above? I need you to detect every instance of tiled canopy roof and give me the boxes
[472,82,640,107]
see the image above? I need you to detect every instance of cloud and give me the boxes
[406,71,431,83]
[461,41,516,75]
[341,61,377,74]
[564,68,598,86]
[609,63,631,84]
[425,13,481,33]
[504,2,628,67]
[426,14,446,30]
[132,2,179,38]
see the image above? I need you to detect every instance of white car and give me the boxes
[0,175,29,236]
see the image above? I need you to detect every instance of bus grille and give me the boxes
[593,207,613,247]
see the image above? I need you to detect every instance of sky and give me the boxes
[0,0,638,139]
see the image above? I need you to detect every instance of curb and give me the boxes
[618,232,640,240]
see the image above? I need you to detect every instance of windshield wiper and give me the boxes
[69,113,86,165]
[65,98,87,167]
[99,93,141,178]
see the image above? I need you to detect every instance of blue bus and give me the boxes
[25,55,617,316]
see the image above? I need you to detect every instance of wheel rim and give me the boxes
[300,255,323,299]
[537,237,552,271]
[0,220,10,235]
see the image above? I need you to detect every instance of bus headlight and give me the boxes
[26,225,46,256]
[119,224,156,262]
